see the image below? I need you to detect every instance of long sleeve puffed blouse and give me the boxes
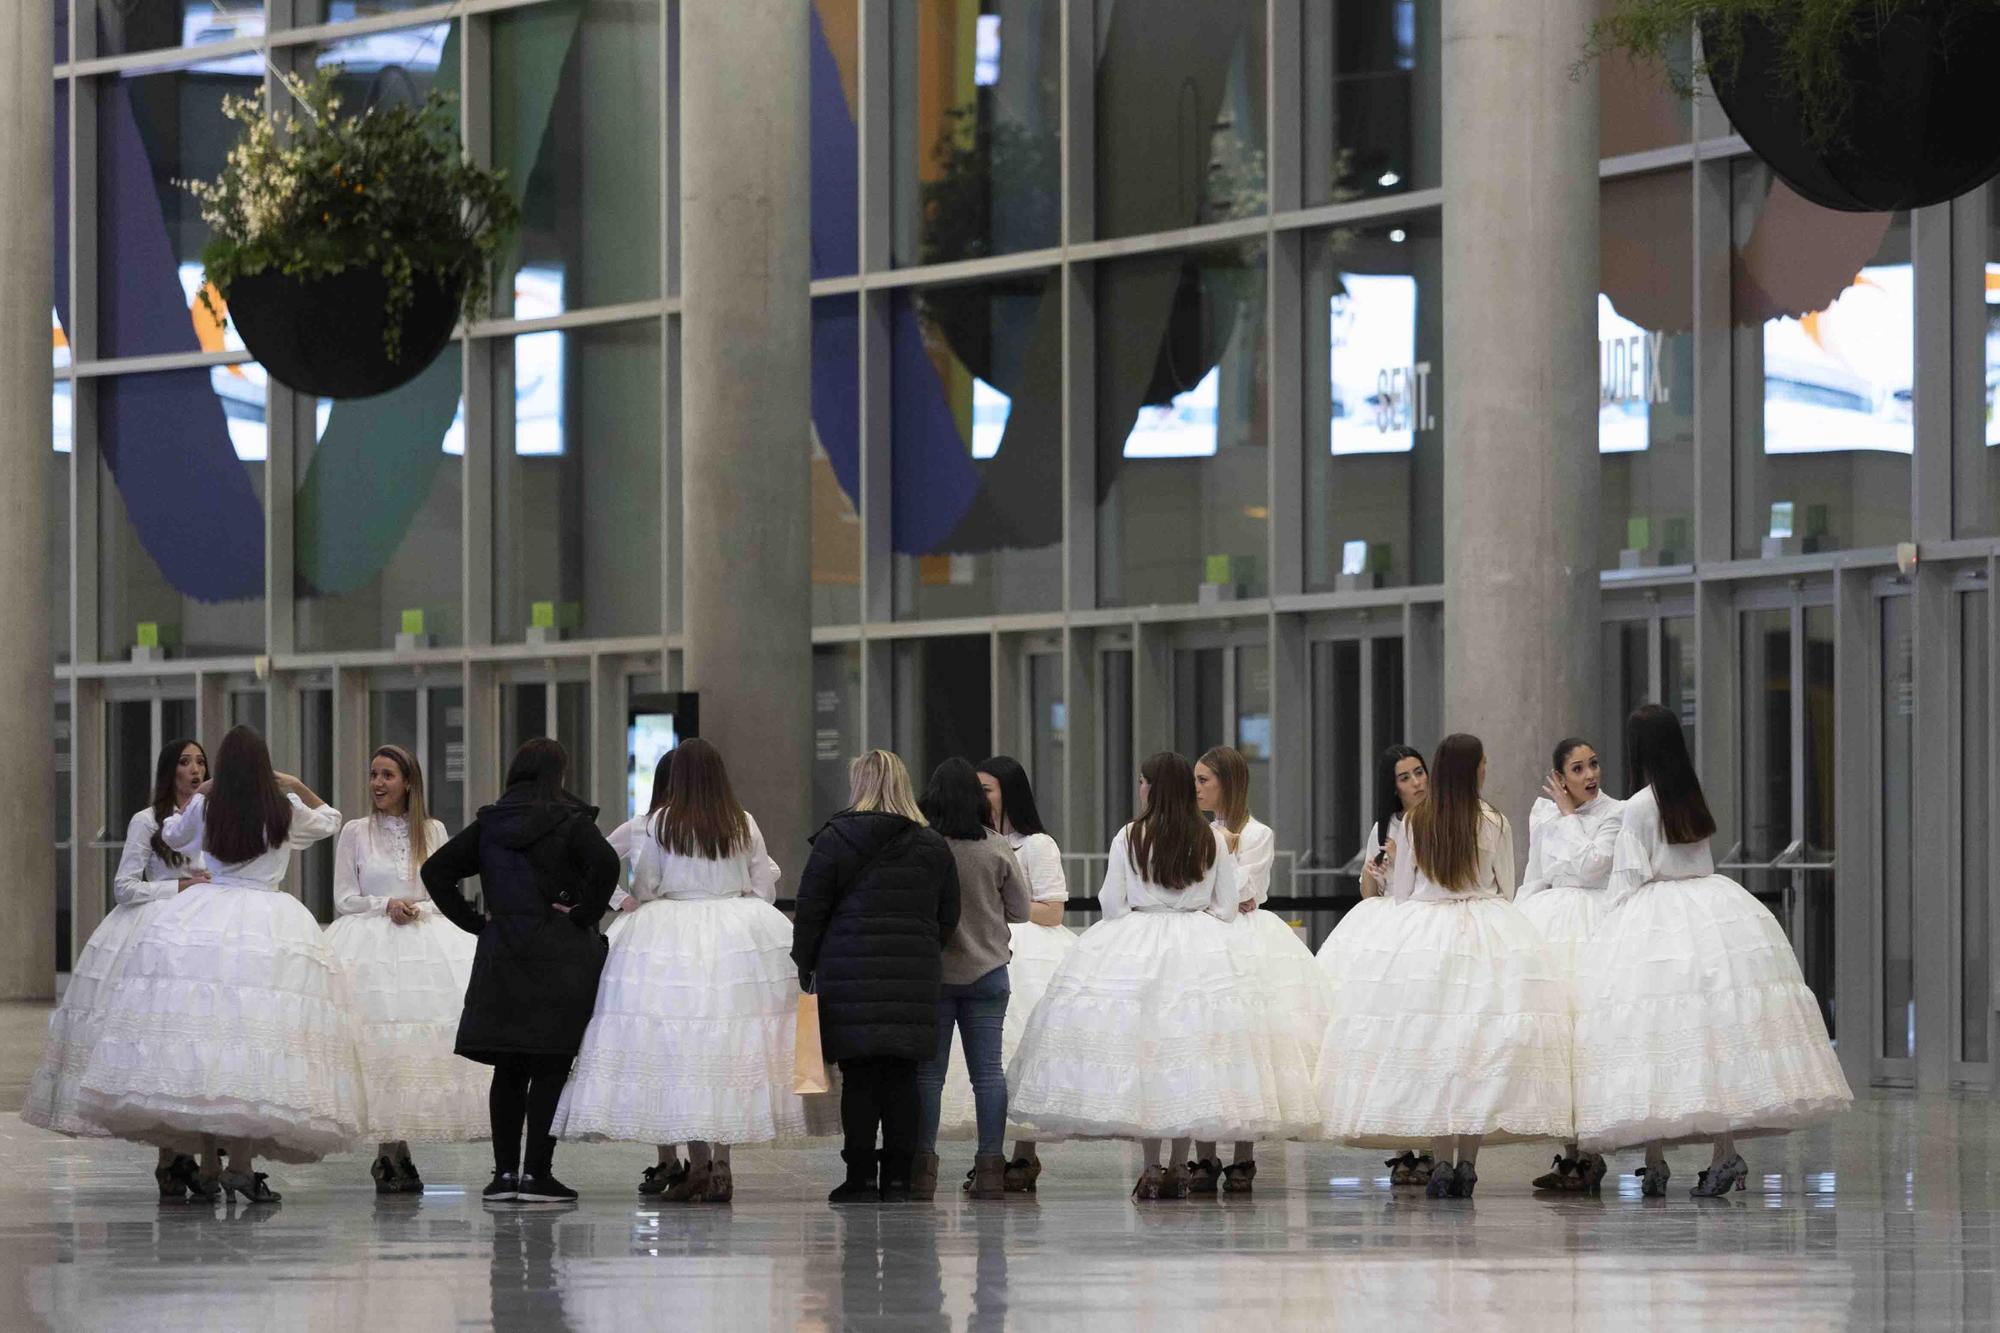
[1217,814,1275,905]
[162,792,343,890]
[1097,825,1238,921]
[1515,793,1623,903]
[1386,805,1515,903]
[1605,785,1716,910]
[333,813,451,916]
[112,807,203,906]
[627,810,782,903]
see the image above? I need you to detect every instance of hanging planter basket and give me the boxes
[1701,4,2000,213]
[227,266,462,400]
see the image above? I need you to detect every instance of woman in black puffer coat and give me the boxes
[423,738,620,1204]
[792,749,960,1204]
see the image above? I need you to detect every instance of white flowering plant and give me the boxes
[183,68,518,359]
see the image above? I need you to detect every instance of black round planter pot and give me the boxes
[1703,5,2000,213]
[227,266,462,400]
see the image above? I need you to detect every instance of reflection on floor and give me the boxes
[0,1000,1990,1331]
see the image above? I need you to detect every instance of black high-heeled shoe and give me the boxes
[1531,1154,1579,1192]
[1690,1154,1747,1198]
[220,1169,281,1204]
[395,1154,424,1195]
[1385,1151,1420,1186]
[1426,1159,1457,1199]
[1635,1162,1671,1198]
[157,1154,200,1200]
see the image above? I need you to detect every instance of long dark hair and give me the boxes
[1552,736,1593,774]
[977,753,1045,837]
[1127,751,1216,891]
[149,738,207,866]
[505,737,569,805]
[920,757,990,841]
[1408,733,1485,892]
[204,725,292,866]
[646,747,676,815]
[1371,744,1424,856]
[1626,704,1716,845]
[654,737,748,859]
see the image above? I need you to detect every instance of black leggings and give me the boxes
[490,1054,573,1177]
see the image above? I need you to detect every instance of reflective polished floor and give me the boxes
[1,1001,1994,1332]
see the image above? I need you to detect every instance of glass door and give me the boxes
[1303,621,1407,947]
[1599,604,1697,796]
[1725,592,1839,1038]
[1951,572,1991,1085]
[498,666,595,805]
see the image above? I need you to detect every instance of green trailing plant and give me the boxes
[182,67,519,360]
[1586,0,2000,149]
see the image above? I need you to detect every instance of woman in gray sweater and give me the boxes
[912,757,1032,1200]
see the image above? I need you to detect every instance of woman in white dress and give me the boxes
[1318,744,1432,1186]
[77,724,358,1204]
[1188,745,1332,1197]
[599,747,695,1196]
[23,739,210,1195]
[923,755,1076,1193]
[1572,705,1852,1197]
[323,744,484,1194]
[1516,736,1624,1194]
[1313,733,1572,1199]
[1008,751,1318,1200]
[552,738,798,1203]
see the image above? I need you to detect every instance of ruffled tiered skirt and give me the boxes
[21,901,169,1137]
[1313,895,1399,981]
[323,908,487,1142]
[552,896,813,1145]
[75,884,366,1162]
[1007,911,1321,1142]
[1572,874,1852,1151]
[1517,886,1604,985]
[935,921,1078,1140]
[1314,895,1573,1147]
[1226,907,1334,1132]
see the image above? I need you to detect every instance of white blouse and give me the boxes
[605,812,652,912]
[162,792,343,891]
[333,813,451,916]
[1008,830,1070,905]
[1097,825,1238,921]
[1606,785,1716,910]
[628,810,781,904]
[1216,814,1275,906]
[113,807,206,906]
[1363,814,1406,864]
[1387,805,1516,903]
[1516,792,1624,903]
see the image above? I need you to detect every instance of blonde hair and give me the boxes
[371,744,436,880]
[1196,745,1251,848]
[848,749,927,824]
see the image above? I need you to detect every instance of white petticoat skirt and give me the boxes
[1516,886,1604,986]
[1225,907,1334,1136]
[1314,895,1573,1147]
[1313,895,1399,982]
[21,900,171,1137]
[74,884,367,1163]
[1006,911,1321,1142]
[552,896,814,1145]
[935,920,1077,1141]
[1572,874,1853,1151]
[322,908,487,1142]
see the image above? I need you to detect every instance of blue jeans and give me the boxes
[915,964,1011,1157]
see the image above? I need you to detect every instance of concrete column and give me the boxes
[1441,0,1601,851]
[680,2,814,861]
[0,8,56,998]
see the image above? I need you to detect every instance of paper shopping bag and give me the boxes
[794,991,831,1095]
